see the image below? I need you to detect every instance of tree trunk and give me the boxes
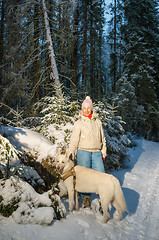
[0,0,5,98]
[90,0,95,99]
[71,2,79,99]
[33,3,40,102]
[82,1,88,95]
[42,0,62,98]
[113,0,117,92]
[118,39,122,78]
[98,3,102,101]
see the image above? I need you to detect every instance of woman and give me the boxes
[68,96,107,207]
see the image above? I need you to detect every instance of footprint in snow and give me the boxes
[75,218,90,228]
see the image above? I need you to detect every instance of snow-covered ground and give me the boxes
[0,125,58,162]
[0,136,159,240]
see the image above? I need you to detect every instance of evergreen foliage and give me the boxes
[114,0,159,140]
[0,0,158,142]
[33,95,131,170]
[107,0,124,91]
[0,0,107,112]
[0,176,65,220]
[0,134,20,163]
[94,101,130,170]
[34,95,80,125]
[33,95,80,149]
[0,195,19,217]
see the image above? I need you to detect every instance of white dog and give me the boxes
[56,152,127,223]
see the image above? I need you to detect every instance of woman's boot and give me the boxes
[82,196,91,208]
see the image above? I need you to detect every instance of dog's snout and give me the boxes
[56,166,61,172]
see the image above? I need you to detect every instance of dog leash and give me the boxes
[62,167,77,207]
[62,167,75,182]
[62,167,76,191]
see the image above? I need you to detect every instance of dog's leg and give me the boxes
[101,207,110,223]
[75,191,79,211]
[99,194,110,223]
[67,187,75,212]
[112,199,122,221]
[58,180,68,197]
[64,177,75,212]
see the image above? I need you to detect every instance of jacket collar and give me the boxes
[78,110,98,121]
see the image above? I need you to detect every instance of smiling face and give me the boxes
[82,106,92,117]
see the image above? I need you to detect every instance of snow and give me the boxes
[0,125,57,162]
[0,176,56,225]
[0,127,159,239]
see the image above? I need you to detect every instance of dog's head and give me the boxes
[55,150,69,174]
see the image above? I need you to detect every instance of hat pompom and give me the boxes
[86,96,91,100]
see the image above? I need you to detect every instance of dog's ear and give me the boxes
[69,153,73,161]
[65,151,69,159]
[52,158,56,167]
[57,149,61,156]
[65,151,73,160]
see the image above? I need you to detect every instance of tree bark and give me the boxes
[71,2,79,99]
[33,3,40,102]
[82,1,88,95]
[90,0,95,99]
[113,0,117,92]
[98,2,103,101]
[42,0,62,98]
[0,0,5,98]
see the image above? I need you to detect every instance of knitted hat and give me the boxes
[82,96,93,110]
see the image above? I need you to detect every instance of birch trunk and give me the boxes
[42,0,62,98]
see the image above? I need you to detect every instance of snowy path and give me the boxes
[122,139,159,240]
[0,139,159,240]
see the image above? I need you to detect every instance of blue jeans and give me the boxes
[76,150,105,198]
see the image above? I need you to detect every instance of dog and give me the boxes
[55,152,127,223]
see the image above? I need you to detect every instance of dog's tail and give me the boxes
[112,176,126,212]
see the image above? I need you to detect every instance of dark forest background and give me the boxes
[0,0,158,141]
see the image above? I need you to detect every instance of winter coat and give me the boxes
[68,111,107,160]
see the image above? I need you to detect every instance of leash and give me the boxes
[62,167,77,208]
[62,167,76,190]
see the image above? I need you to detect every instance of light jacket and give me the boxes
[68,111,107,159]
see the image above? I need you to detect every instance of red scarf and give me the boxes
[83,113,92,119]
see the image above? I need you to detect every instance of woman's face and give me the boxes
[82,106,92,116]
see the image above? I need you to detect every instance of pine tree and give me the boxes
[94,101,130,170]
[71,0,79,99]
[32,2,41,103]
[1,0,73,116]
[78,0,106,100]
[107,0,124,92]
[117,0,159,140]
